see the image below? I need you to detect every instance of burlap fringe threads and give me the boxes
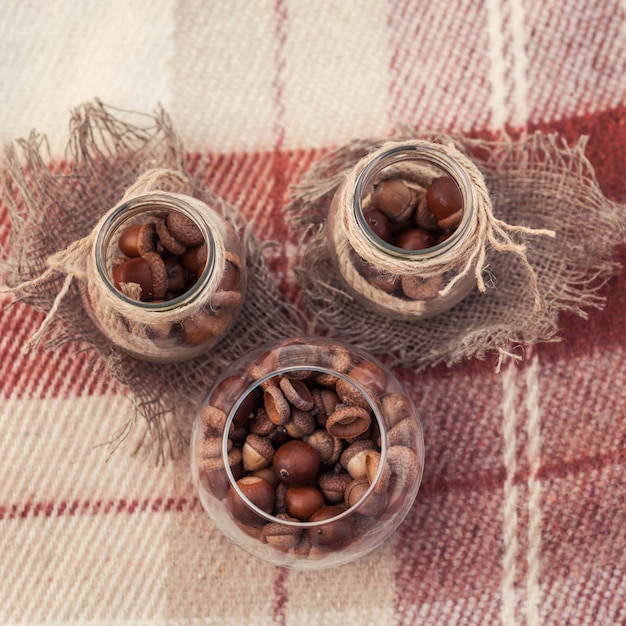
[285,133,626,370]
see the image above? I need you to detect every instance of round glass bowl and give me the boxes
[327,141,481,319]
[191,337,425,569]
[83,192,246,362]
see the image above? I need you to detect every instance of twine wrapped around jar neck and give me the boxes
[8,168,230,356]
[330,140,556,313]
[120,168,194,201]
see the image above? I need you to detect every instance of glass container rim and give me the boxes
[353,144,474,259]
[221,364,391,529]
[95,193,217,311]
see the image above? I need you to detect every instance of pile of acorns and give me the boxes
[110,209,242,347]
[355,174,464,300]
[112,210,209,302]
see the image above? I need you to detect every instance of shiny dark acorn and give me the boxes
[272,440,320,487]
[284,486,325,520]
[113,257,153,299]
[363,209,391,242]
[164,257,187,292]
[227,475,276,527]
[307,506,356,549]
[426,175,463,219]
[393,228,435,251]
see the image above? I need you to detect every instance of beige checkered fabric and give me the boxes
[1,1,626,624]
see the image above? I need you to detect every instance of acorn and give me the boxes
[318,471,352,504]
[284,486,325,520]
[344,477,388,517]
[326,405,371,439]
[112,251,169,301]
[227,475,275,527]
[426,175,463,219]
[118,222,155,257]
[372,178,417,223]
[307,506,356,549]
[167,211,204,246]
[242,434,275,472]
[340,440,376,479]
[261,514,303,551]
[273,440,320,487]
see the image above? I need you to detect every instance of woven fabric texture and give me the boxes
[1,1,626,625]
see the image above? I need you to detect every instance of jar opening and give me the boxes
[222,365,389,529]
[353,145,473,260]
[95,193,217,311]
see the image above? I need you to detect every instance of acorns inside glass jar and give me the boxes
[83,192,246,362]
[327,141,484,319]
[191,337,425,570]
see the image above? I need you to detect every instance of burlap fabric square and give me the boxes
[1,102,305,462]
[285,133,625,370]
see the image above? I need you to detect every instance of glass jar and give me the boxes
[190,337,425,570]
[83,192,246,362]
[327,141,483,319]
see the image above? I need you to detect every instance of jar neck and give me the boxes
[352,144,474,260]
[95,192,217,311]
[219,340,391,529]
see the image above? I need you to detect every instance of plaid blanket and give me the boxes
[1,1,625,624]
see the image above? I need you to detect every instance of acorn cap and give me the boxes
[325,343,352,373]
[400,274,444,301]
[284,409,316,439]
[279,376,314,411]
[387,417,419,447]
[312,388,340,427]
[263,385,291,425]
[193,308,233,335]
[261,514,303,550]
[195,435,230,460]
[318,471,352,504]
[200,404,228,435]
[364,450,391,494]
[326,405,371,439]
[335,378,371,410]
[340,439,376,478]
[142,251,168,298]
[386,445,421,492]
[380,392,412,428]
[242,434,275,472]
[414,195,440,231]
[249,408,275,437]
[167,211,204,246]
[303,429,342,464]
[156,218,187,255]
[344,477,388,517]
[195,447,241,473]
[137,222,156,255]
[313,372,339,388]
[437,207,463,230]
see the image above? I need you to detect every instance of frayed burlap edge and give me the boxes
[284,132,626,371]
[0,100,306,463]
